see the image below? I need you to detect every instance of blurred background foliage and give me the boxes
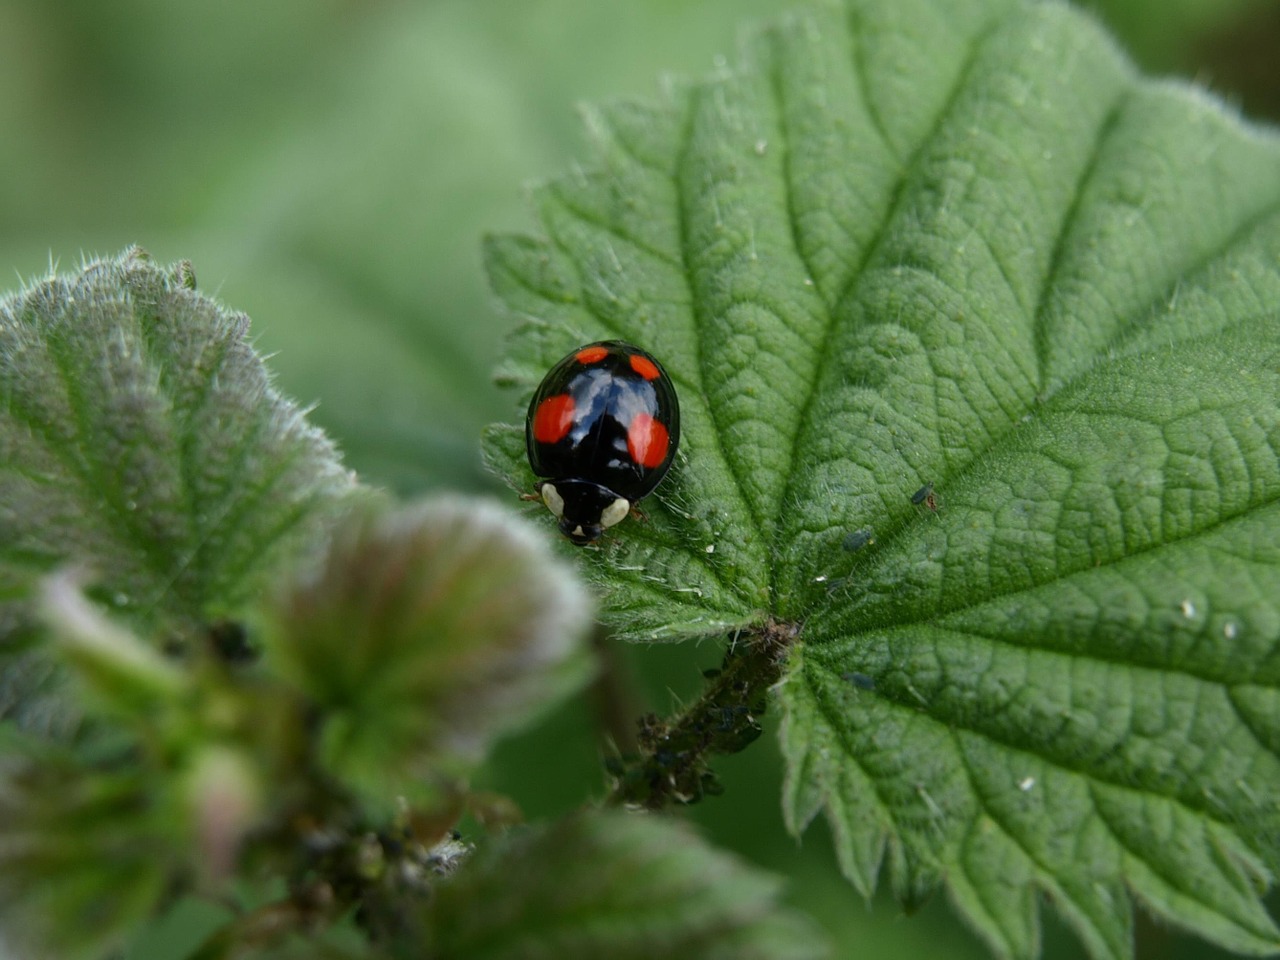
[1,1,1275,958]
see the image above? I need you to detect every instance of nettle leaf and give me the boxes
[421,811,828,960]
[0,248,354,723]
[0,731,184,960]
[263,496,594,794]
[482,0,1280,956]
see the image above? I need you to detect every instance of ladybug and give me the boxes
[524,340,680,544]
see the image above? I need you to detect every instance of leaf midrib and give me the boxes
[766,10,1007,608]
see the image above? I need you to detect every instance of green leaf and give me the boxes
[0,247,354,632]
[420,811,828,960]
[0,732,183,960]
[0,248,354,725]
[262,496,594,793]
[482,0,1280,956]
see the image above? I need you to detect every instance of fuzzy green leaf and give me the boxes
[0,732,184,960]
[263,496,594,793]
[0,248,354,727]
[420,811,827,960]
[482,0,1280,956]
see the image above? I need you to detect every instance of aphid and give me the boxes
[842,528,874,552]
[911,482,938,511]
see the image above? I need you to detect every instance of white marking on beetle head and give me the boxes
[540,483,565,519]
[599,497,630,529]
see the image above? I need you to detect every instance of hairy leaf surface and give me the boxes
[0,249,354,728]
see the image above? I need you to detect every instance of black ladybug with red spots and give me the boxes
[524,340,680,544]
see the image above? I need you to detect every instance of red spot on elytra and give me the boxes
[533,394,575,444]
[627,413,669,468]
[628,353,660,380]
[575,345,609,365]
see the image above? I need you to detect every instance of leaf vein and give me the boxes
[1031,94,1130,391]
[802,658,903,856]
[851,453,1280,636]
[810,657,1261,839]
[543,187,683,271]
[843,5,896,163]
[41,316,173,585]
[675,85,771,554]
[773,15,1006,595]
[952,729,1116,955]
[1087,780,1278,941]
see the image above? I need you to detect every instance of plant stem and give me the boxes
[588,625,642,756]
[603,619,797,810]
